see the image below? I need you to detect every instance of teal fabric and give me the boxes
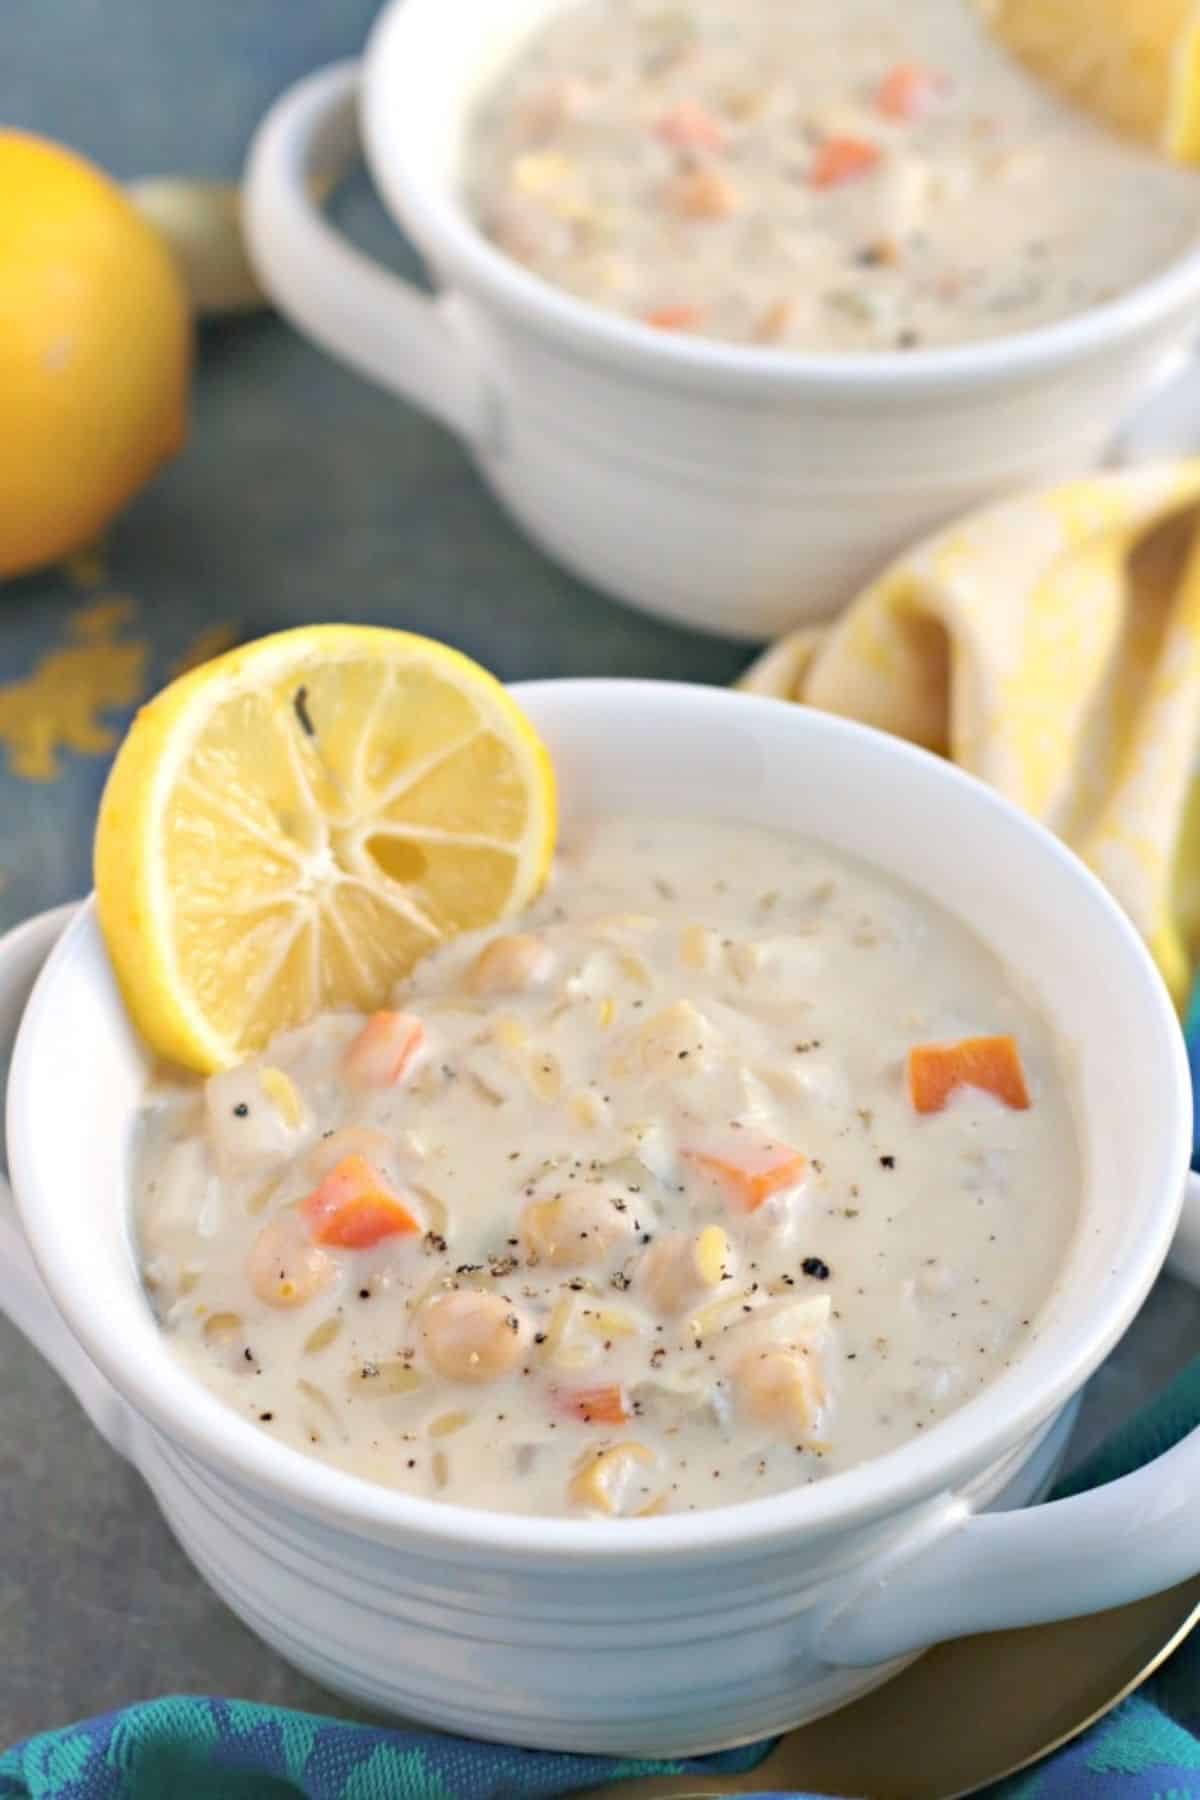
[0,1699,760,1799]
[4,1352,1200,1798]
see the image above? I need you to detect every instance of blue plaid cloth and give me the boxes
[3,1002,1200,1799]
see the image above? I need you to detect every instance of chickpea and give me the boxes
[663,165,740,220]
[734,1347,824,1435]
[246,1212,335,1309]
[637,1226,734,1315]
[520,1187,636,1269]
[465,933,554,996]
[421,1290,530,1383]
[637,1235,692,1315]
[637,1000,717,1077]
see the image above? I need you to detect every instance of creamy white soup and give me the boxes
[135,816,1078,1518]
[462,0,1200,351]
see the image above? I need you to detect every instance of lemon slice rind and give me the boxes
[95,625,556,1072]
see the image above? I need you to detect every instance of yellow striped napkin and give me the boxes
[739,463,1200,1008]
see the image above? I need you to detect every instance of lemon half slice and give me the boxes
[980,0,1200,160]
[95,626,556,1071]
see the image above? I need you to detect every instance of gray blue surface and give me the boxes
[0,0,1195,1752]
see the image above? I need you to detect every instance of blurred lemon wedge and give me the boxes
[95,626,556,1072]
[980,0,1200,159]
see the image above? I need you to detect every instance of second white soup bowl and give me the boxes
[241,0,1200,637]
[1,681,1197,1754]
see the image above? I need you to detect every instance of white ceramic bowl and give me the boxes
[240,0,1200,639]
[2,681,1198,1755]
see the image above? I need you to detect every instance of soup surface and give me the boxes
[136,816,1078,1518]
[462,0,1200,350]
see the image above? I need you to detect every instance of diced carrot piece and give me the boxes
[343,1011,425,1088]
[643,303,704,332]
[684,1140,808,1213]
[810,136,882,188]
[556,1384,631,1425]
[654,100,727,151]
[876,62,944,121]
[301,1154,421,1248]
[907,1036,1031,1115]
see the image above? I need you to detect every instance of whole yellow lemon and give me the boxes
[0,130,192,579]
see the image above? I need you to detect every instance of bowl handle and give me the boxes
[242,61,487,443]
[0,906,134,1462]
[823,1147,1200,1662]
[820,1397,1200,1667]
